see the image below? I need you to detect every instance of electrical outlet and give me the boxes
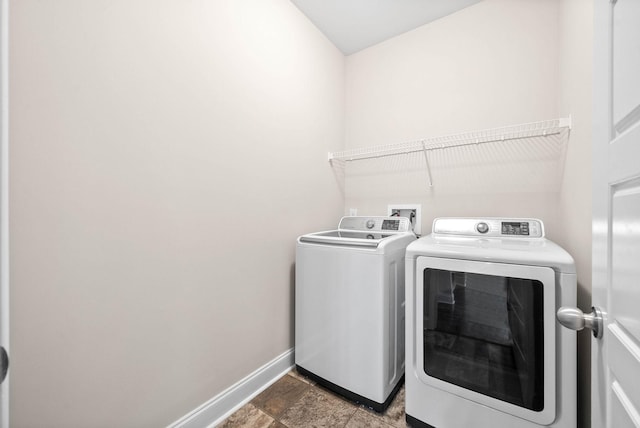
[349,208,358,216]
[388,204,422,236]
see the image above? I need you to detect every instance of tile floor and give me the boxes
[219,369,406,428]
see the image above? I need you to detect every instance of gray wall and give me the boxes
[9,0,344,426]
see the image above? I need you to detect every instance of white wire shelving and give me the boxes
[328,117,572,186]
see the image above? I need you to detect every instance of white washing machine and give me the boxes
[405,218,577,428]
[295,216,416,411]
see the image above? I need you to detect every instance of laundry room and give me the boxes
[2,0,602,427]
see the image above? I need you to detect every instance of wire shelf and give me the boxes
[329,117,571,161]
[328,117,571,186]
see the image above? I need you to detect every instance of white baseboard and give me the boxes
[168,348,294,428]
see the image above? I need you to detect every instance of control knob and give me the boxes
[476,222,489,234]
[366,219,375,229]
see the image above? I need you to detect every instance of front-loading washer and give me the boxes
[295,216,416,411]
[405,218,576,428]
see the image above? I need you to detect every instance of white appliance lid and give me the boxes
[298,216,414,248]
[299,231,385,248]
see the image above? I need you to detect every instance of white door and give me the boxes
[591,0,640,427]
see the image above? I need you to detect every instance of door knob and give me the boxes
[557,306,603,339]
[0,346,7,384]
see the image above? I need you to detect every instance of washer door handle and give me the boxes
[557,306,603,339]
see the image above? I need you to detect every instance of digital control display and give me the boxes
[382,219,400,231]
[501,222,530,236]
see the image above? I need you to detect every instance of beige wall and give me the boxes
[557,0,593,426]
[344,0,564,238]
[9,0,344,426]
[344,0,593,424]
[9,0,595,426]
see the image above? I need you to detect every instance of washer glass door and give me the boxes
[415,256,557,425]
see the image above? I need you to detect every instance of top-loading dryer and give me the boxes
[295,216,416,411]
[405,218,577,428]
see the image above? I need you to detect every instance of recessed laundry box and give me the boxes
[405,217,577,428]
[295,216,416,411]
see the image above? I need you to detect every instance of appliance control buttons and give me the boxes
[476,222,489,234]
[366,219,376,229]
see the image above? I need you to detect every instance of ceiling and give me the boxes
[290,0,483,55]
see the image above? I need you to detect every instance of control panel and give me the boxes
[433,218,544,238]
[500,221,531,236]
[339,216,412,233]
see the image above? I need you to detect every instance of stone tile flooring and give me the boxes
[219,369,406,428]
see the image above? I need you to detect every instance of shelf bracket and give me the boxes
[421,141,434,187]
[559,115,572,132]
